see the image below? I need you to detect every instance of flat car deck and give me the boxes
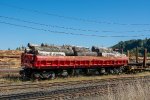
[21,54,128,69]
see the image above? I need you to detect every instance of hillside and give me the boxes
[112,38,150,56]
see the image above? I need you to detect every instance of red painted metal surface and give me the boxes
[21,53,128,69]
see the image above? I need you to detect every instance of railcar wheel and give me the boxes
[114,68,119,74]
[48,71,55,80]
[109,69,114,74]
[120,66,126,72]
[61,70,68,78]
[42,71,51,79]
[20,71,26,80]
[95,70,100,75]
[68,69,75,76]
[86,69,91,75]
[118,67,124,73]
[20,69,30,81]
[74,69,80,76]
[31,72,41,80]
[99,68,106,75]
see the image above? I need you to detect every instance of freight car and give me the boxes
[20,43,128,80]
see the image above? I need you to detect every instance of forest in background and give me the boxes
[112,38,150,56]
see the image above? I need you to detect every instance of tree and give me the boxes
[111,38,150,53]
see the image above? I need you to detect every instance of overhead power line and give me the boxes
[0,3,150,26]
[0,15,98,32]
[0,20,149,38]
[0,15,150,33]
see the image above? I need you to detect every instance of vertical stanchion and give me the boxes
[127,50,130,63]
[136,47,138,63]
[121,49,123,54]
[143,48,147,67]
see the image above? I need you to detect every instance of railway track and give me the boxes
[0,76,149,100]
[0,84,113,100]
[0,68,20,73]
[0,75,149,90]
[0,68,20,79]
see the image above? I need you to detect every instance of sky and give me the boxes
[0,0,150,50]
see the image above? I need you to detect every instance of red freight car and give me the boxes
[20,53,128,79]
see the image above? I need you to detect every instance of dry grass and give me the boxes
[103,80,149,100]
[0,72,150,84]
[80,79,150,100]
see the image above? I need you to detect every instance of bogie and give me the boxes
[20,66,127,80]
